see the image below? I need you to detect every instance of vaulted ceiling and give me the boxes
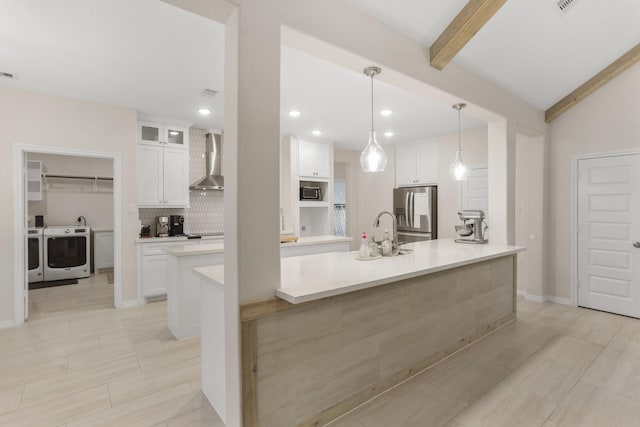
[348,0,640,112]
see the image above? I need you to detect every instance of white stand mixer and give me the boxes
[454,210,488,244]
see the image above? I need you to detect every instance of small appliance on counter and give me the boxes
[140,225,151,238]
[156,216,170,237]
[169,215,185,236]
[454,210,488,244]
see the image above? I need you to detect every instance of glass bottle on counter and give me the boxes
[368,236,379,257]
[359,232,370,258]
[381,229,392,256]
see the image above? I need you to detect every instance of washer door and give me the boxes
[47,236,87,268]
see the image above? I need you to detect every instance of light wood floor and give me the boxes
[4,280,640,427]
[329,297,640,427]
[0,272,223,427]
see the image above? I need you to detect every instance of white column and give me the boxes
[488,119,516,245]
[223,2,281,425]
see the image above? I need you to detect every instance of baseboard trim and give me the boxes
[119,299,140,309]
[545,295,572,306]
[0,319,15,329]
[520,292,573,306]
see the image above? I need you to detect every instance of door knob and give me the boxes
[634,242,640,248]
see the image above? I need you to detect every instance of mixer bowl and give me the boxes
[455,224,474,237]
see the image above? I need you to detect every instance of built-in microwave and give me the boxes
[300,186,322,200]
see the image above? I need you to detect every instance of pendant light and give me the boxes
[360,66,387,173]
[450,103,469,181]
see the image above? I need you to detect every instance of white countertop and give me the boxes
[164,242,225,256]
[136,235,224,244]
[163,235,352,256]
[193,239,524,304]
[281,235,352,247]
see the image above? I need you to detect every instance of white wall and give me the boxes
[27,153,114,230]
[0,86,139,323]
[548,61,640,300]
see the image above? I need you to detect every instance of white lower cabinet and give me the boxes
[138,240,204,299]
[141,254,169,298]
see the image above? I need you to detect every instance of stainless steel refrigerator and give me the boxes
[393,186,437,242]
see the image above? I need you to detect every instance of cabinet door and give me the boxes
[395,144,418,186]
[416,142,438,185]
[94,231,114,270]
[164,125,189,149]
[142,254,168,297]
[139,122,164,146]
[298,140,331,178]
[137,145,164,207]
[163,147,189,207]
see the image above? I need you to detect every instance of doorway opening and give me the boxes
[333,161,349,237]
[14,144,122,325]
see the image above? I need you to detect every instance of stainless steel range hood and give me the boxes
[190,133,224,191]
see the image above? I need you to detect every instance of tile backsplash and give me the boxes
[138,128,224,236]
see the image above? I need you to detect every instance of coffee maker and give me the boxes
[156,216,169,237]
[169,215,185,236]
[454,210,488,244]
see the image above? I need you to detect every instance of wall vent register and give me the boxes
[556,0,580,13]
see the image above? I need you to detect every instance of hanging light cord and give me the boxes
[457,107,461,151]
[370,74,374,133]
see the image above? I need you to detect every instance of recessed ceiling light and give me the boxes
[380,109,393,116]
[384,131,394,137]
[289,110,301,117]
[169,131,180,136]
[312,129,322,136]
[198,108,211,116]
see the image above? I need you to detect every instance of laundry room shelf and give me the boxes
[42,173,114,193]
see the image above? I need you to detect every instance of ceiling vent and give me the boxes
[201,88,218,98]
[0,71,16,79]
[556,0,580,13]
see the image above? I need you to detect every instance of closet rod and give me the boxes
[42,173,114,181]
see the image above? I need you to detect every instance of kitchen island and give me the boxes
[195,239,523,427]
[162,235,352,340]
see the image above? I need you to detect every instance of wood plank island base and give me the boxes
[194,240,523,427]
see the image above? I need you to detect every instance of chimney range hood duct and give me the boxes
[190,133,224,190]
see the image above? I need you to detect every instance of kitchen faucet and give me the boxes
[373,211,399,256]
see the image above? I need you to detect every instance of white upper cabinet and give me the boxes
[162,147,189,207]
[138,121,189,149]
[298,140,331,178]
[137,145,164,206]
[137,122,190,208]
[395,141,438,187]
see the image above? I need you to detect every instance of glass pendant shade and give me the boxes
[360,131,387,172]
[450,102,468,181]
[449,149,469,181]
[361,66,386,173]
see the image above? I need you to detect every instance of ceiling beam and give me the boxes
[545,43,640,123]
[429,0,509,70]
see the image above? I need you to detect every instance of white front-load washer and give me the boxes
[43,226,91,281]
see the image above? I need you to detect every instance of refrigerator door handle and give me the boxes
[409,192,415,229]
[405,192,410,228]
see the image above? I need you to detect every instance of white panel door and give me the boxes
[461,167,489,215]
[578,154,640,317]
